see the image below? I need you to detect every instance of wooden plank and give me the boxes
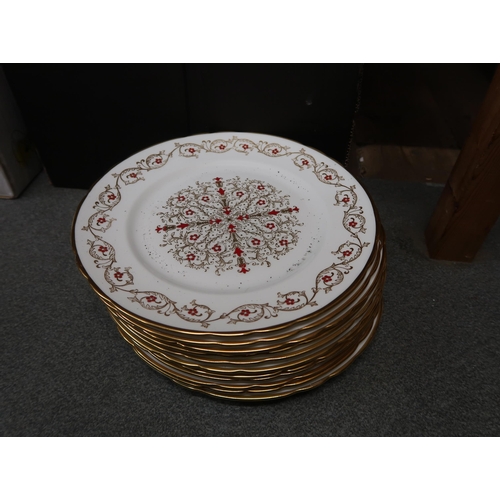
[425,64,500,262]
[357,144,460,183]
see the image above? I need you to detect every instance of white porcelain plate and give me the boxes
[73,133,376,333]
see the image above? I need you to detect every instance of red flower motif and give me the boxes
[223,206,231,215]
[214,177,223,182]
[322,275,332,283]
[279,239,288,246]
[266,223,275,230]
[302,159,309,166]
[349,220,358,228]
[201,196,210,202]
[186,253,196,261]
[188,147,196,154]
[146,295,158,303]
[107,193,116,200]
[288,206,299,212]
[228,224,236,233]
[212,245,222,252]
[187,308,198,316]
[257,199,266,206]
[251,238,261,246]
[178,195,186,202]
[219,144,226,150]
[342,196,350,203]
[236,191,244,197]
[237,214,249,221]
[242,144,249,150]
[271,148,279,155]
[238,264,250,274]
[343,250,352,257]
[97,217,106,224]
[189,234,199,241]
[98,246,108,254]
[240,309,251,316]
[324,175,333,181]
[257,185,265,190]
[285,298,295,305]
[210,218,222,224]
[128,172,137,178]
[155,157,162,164]
[185,209,194,216]
[177,223,189,229]
[114,271,124,280]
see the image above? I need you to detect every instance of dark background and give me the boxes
[3,63,498,191]
[2,63,361,189]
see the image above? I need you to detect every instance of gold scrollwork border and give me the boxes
[79,136,372,328]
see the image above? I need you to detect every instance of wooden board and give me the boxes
[425,65,500,262]
[356,144,460,184]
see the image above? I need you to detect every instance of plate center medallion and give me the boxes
[155,176,302,275]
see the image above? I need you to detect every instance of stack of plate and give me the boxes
[72,132,386,401]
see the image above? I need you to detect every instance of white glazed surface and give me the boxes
[74,133,376,332]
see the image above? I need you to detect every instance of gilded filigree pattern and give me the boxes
[156,176,302,275]
[82,136,371,328]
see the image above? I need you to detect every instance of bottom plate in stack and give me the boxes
[101,234,385,401]
[133,305,382,401]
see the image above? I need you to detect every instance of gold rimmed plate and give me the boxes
[111,289,383,376]
[97,232,385,349]
[133,305,382,401]
[73,132,378,334]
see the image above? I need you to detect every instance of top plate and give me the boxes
[73,133,376,333]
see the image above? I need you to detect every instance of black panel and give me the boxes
[185,63,360,165]
[2,63,189,189]
[2,63,360,189]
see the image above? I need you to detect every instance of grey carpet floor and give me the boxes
[1,172,499,436]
